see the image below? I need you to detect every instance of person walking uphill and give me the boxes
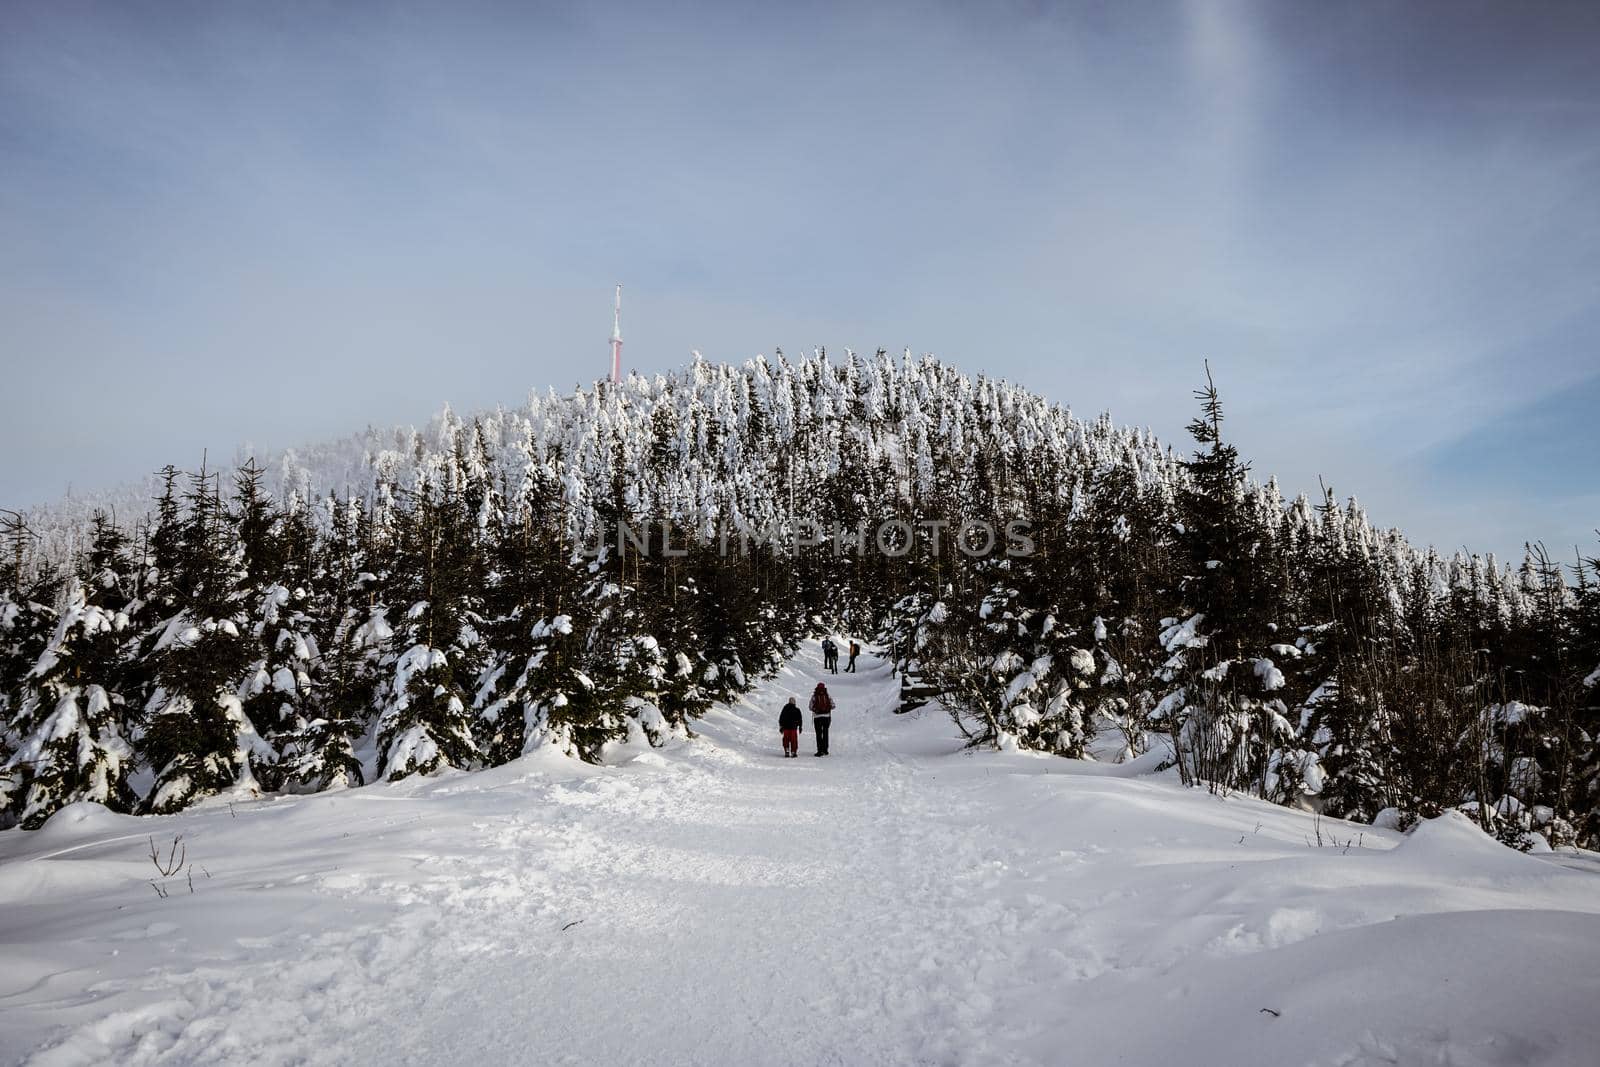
[821,637,838,673]
[810,682,835,756]
[845,640,860,673]
[779,697,803,758]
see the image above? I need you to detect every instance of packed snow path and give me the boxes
[4,644,1600,1066]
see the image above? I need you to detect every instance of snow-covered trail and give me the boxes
[4,644,1600,1066]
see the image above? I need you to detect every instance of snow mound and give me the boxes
[31,802,140,844]
[1396,810,1547,875]
[1371,806,1407,830]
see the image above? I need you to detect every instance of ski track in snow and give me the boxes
[3,645,1600,1066]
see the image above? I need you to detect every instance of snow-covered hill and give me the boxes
[4,643,1596,1066]
[14,351,1187,563]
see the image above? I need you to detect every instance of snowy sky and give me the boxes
[3,0,1597,562]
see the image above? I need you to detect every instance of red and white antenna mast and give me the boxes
[609,283,623,385]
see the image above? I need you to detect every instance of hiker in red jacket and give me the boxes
[810,682,835,756]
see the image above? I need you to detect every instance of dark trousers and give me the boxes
[813,717,831,755]
[845,655,857,673]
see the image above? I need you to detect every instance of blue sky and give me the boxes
[2,0,1597,561]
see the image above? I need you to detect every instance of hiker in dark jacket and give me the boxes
[779,697,803,758]
[809,683,835,756]
[845,639,860,673]
[821,637,837,673]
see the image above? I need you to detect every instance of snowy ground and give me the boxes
[3,644,1599,1067]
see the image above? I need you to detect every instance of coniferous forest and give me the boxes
[3,351,1597,847]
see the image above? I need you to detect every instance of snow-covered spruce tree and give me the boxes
[0,595,55,826]
[117,466,185,718]
[140,467,273,813]
[1,511,58,742]
[477,607,573,762]
[1,510,52,816]
[2,514,139,826]
[907,553,1092,753]
[599,416,720,747]
[5,578,137,826]
[478,501,659,763]
[375,478,481,780]
[0,585,20,809]
[1276,490,1392,818]
[140,467,185,620]
[996,600,1098,757]
[549,568,667,759]
[1449,545,1569,846]
[633,549,714,737]
[921,442,1096,758]
[282,495,379,791]
[692,533,784,699]
[1570,547,1600,847]
[1157,367,1297,795]
[1079,458,1180,760]
[470,447,578,764]
[231,462,315,790]
[1001,444,1179,761]
[1356,559,1486,822]
[612,416,712,738]
[885,587,936,683]
[1472,540,1600,849]
[237,580,318,791]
